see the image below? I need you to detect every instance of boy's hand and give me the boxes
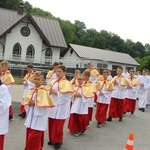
[28,100,35,107]
[74,92,82,97]
[99,91,103,96]
[50,88,57,95]
[23,81,28,86]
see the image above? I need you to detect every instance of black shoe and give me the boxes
[106,117,112,122]
[54,142,63,149]
[141,108,145,112]
[119,117,123,122]
[139,108,142,110]
[18,113,26,118]
[123,112,126,116]
[9,115,13,120]
[97,122,102,128]
[131,112,134,115]
[47,141,53,145]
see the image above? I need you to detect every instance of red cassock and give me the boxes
[0,135,5,150]
[123,98,136,112]
[95,103,109,123]
[109,98,124,118]
[48,118,65,144]
[68,114,87,133]
[24,128,44,150]
[85,107,93,124]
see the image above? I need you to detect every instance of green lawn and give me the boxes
[14,77,23,84]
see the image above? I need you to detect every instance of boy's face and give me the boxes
[27,67,33,73]
[103,73,108,80]
[77,76,84,85]
[34,75,43,88]
[53,65,58,71]
[1,64,8,72]
[87,63,92,69]
[129,71,134,77]
[117,68,123,76]
[83,74,89,81]
[56,68,65,79]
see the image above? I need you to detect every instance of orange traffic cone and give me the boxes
[125,133,134,150]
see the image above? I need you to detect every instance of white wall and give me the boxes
[63,48,80,68]
[4,23,43,63]
[51,47,60,63]
[41,45,60,64]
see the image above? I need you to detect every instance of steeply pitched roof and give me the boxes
[68,43,139,66]
[0,8,67,48]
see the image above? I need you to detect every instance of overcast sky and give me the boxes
[26,0,150,45]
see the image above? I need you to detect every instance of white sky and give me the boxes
[26,0,150,45]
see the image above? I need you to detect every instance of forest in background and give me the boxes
[0,0,150,70]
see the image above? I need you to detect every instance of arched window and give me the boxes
[12,43,21,60]
[45,48,52,65]
[26,45,35,58]
[45,48,52,59]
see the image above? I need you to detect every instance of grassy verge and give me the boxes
[14,77,23,84]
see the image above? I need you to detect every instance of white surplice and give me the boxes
[48,82,72,119]
[24,92,49,131]
[0,84,11,135]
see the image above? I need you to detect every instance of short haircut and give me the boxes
[143,69,148,72]
[83,71,90,77]
[88,61,92,65]
[34,71,44,79]
[57,65,66,72]
[77,74,84,80]
[117,66,123,70]
[53,62,59,66]
[129,69,135,73]
[75,70,81,74]
[27,64,33,69]
[0,60,9,67]
[103,70,109,74]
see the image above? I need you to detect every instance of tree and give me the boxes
[79,28,97,46]
[135,56,150,71]
[0,0,20,10]
[74,20,86,36]
[57,18,74,44]
[144,43,150,56]
[133,42,145,58]
[24,1,32,13]
[31,7,54,18]
[124,39,136,57]
[110,33,125,53]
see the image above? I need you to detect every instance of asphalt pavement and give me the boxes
[4,85,150,150]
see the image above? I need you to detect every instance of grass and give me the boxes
[14,77,23,84]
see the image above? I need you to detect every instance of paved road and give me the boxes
[4,85,150,150]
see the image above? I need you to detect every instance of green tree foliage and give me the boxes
[72,20,86,45]
[135,56,150,71]
[110,34,125,52]
[31,7,54,18]
[24,1,32,13]
[57,18,74,44]
[133,42,145,58]
[0,0,20,10]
